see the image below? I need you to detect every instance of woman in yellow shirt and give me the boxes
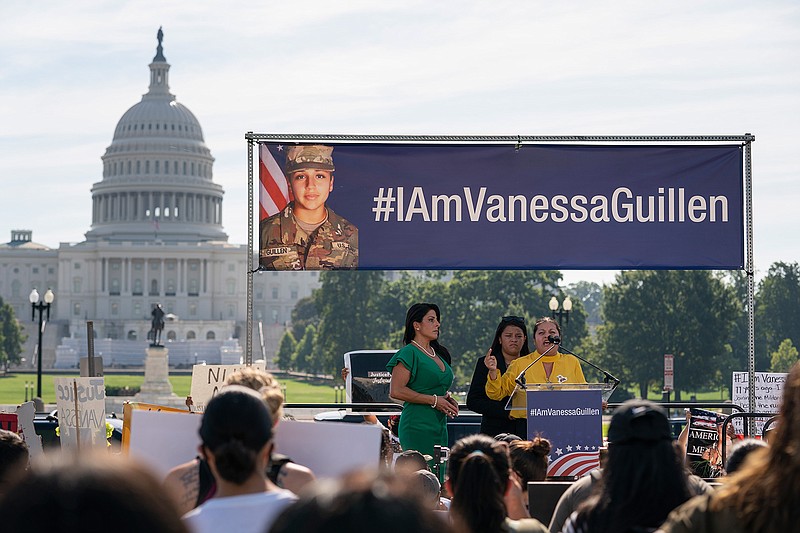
[484,317,586,426]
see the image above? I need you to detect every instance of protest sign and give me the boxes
[189,363,266,412]
[53,377,107,451]
[16,401,43,459]
[732,371,786,435]
[273,419,382,478]
[686,407,725,478]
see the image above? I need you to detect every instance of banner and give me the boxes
[257,143,743,270]
[526,389,602,478]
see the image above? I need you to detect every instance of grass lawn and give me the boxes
[0,372,337,405]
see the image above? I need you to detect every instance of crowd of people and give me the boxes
[1,301,798,533]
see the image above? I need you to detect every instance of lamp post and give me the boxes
[30,288,55,400]
[548,295,572,328]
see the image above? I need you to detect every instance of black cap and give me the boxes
[199,386,273,452]
[607,399,672,445]
[494,433,523,443]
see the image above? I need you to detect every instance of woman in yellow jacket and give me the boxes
[484,317,586,432]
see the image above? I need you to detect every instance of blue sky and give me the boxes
[1,1,798,286]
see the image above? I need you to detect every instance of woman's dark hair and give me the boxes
[402,303,451,365]
[490,317,530,358]
[509,437,551,484]
[0,456,187,533]
[447,434,511,533]
[199,386,273,485]
[532,316,561,338]
[573,439,690,532]
[269,470,451,533]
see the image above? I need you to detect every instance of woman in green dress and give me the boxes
[387,303,459,470]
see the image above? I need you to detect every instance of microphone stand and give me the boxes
[502,343,557,412]
[557,343,621,395]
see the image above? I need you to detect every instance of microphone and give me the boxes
[548,335,561,344]
[514,342,556,388]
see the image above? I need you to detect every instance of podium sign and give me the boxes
[526,387,602,477]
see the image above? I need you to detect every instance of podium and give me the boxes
[507,383,613,478]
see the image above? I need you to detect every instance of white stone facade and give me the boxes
[0,31,319,371]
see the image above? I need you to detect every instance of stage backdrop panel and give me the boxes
[258,143,743,270]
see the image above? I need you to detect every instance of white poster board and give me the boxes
[127,409,202,479]
[273,419,382,479]
[189,363,266,412]
[732,371,787,435]
[53,377,107,451]
[16,401,44,460]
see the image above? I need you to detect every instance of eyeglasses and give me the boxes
[501,316,525,324]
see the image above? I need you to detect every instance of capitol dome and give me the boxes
[85,28,227,243]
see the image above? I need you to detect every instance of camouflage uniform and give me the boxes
[259,202,358,270]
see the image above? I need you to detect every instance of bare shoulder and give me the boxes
[162,458,201,516]
[279,461,316,495]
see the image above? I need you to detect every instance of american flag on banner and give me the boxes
[548,446,600,477]
[259,143,290,220]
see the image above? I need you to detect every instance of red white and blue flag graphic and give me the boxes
[526,389,603,477]
[259,143,290,219]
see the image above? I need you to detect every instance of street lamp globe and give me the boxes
[44,288,55,304]
[29,288,40,304]
[548,296,559,312]
[563,296,573,312]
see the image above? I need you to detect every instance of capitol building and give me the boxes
[0,31,319,370]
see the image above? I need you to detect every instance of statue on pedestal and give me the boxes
[150,303,165,346]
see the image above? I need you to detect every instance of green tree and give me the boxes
[756,262,800,370]
[313,271,389,375]
[597,270,738,399]
[0,298,26,369]
[293,324,316,374]
[770,338,799,372]
[290,296,319,342]
[275,330,297,371]
[566,281,604,333]
[434,270,577,384]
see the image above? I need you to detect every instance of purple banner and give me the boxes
[526,389,602,478]
[258,143,743,270]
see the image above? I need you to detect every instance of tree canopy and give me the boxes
[596,271,739,399]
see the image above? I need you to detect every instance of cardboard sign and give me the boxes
[16,401,44,459]
[273,419,382,479]
[126,409,202,479]
[731,371,786,435]
[53,377,107,451]
[189,363,266,412]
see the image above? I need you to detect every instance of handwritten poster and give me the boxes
[189,363,266,412]
[54,377,107,451]
[731,371,786,435]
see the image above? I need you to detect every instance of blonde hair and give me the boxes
[225,367,284,422]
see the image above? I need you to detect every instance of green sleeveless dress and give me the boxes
[387,344,454,464]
